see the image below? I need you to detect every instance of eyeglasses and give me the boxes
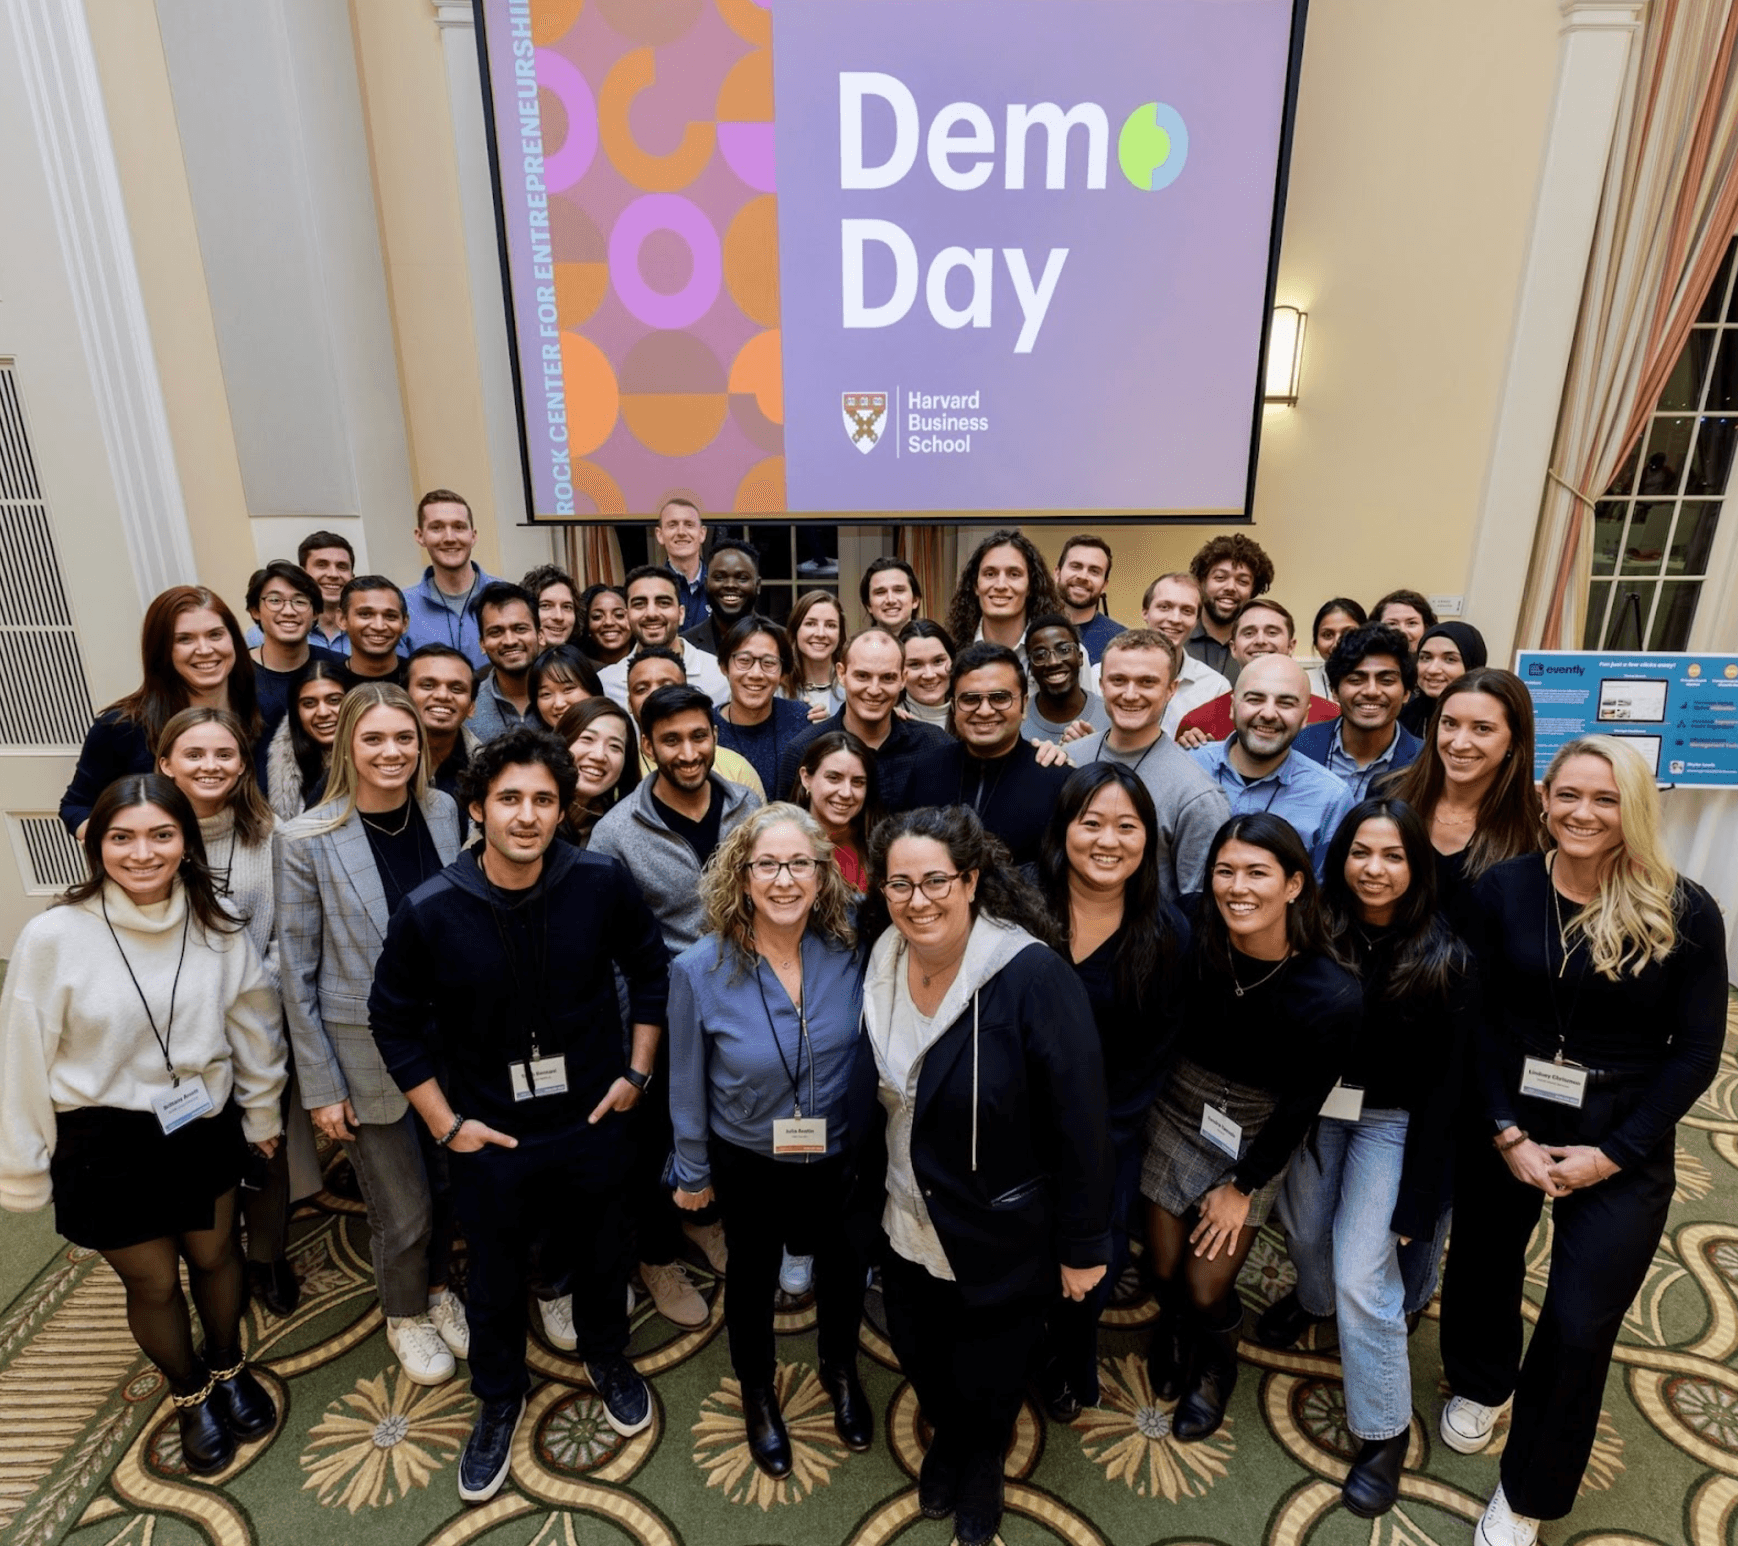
[880,871,963,902]
[1028,643,1079,663]
[746,856,818,881]
[730,654,782,675]
[955,690,1017,711]
[260,594,313,613]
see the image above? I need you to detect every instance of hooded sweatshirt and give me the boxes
[863,914,1112,1304]
[0,880,285,1208]
[369,841,670,1135]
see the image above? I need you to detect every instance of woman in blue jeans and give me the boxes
[1257,797,1477,1517]
[1029,764,1188,1421]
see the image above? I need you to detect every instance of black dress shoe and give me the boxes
[918,1434,961,1519]
[1254,1289,1331,1351]
[1174,1301,1243,1443]
[1405,1308,1423,1337]
[171,1369,235,1474]
[742,1383,792,1477]
[247,1260,300,1319]
[1341,1429,1408,1518]
[818,1361,873,1451]
[207,1347,276,1440]
[1038,1358,1081,1424]
[953,1445,1005,1546]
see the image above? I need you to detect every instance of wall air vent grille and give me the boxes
[0,363,93,750]
[8,815,86,895]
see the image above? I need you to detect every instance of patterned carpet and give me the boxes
[2,1007,1736,1546]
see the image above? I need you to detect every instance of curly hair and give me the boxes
[944,529,1064,646]
[857,805,1058,950]
[459,724,579,813]
[1188,533,1275,595]
[697,802,858,980]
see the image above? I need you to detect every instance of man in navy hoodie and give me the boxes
[370,726,670,1506]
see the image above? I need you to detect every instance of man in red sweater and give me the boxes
[1174,597,1339,747]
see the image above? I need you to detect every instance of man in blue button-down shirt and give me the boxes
[403,490,501,669]
[1190,655,1354,877]
[1292,622,1423,800]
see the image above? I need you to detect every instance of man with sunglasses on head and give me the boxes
[904,642,1072,864]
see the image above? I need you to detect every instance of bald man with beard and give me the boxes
[1187,654,1355,877]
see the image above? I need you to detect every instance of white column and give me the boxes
[1461,0,1643,663]
[3,0,196,604]
[431,0,550,576]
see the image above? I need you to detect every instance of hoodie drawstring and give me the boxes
[971,988,980,1173]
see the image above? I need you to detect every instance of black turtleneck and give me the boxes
[360,800,441,916]
[908,736,1072,864]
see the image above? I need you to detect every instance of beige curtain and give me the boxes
[1520,0,1738,648]
[897,525,956,624]
[563,526,625,588]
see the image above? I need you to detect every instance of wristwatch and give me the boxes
[624,1067,651,1092]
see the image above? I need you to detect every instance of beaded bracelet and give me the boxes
[1494,1128,1529,1153]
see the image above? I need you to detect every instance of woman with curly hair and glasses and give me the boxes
[667,803,873,1476]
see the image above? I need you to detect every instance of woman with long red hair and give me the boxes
[60,586,260,837]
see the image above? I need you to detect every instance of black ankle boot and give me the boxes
[918,1431,961,1519]
[1254,1289,1332,1351]
[953,1443,1005,1546]
[1341,1429,1409,1517]
[207,1346,276,1440]
[247,1259,301,1319]
[742,1383,792,1477]
[1173,1300,1242,1442]
[1146,1284,1192,1403]
[171,1367,234,1474]
[818,1360,873,1451]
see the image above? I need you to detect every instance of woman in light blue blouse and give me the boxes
[668,802,871,1478]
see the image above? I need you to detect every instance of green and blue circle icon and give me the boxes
[1118,102,1189,190]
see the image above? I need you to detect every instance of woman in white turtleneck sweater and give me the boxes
[158,708,320,1318]
[0,774,285,1474]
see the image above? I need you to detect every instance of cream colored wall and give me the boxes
[82,1,255,613]
[1034,0,1567,647]
[346,0,506,573]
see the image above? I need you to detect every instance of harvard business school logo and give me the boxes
[842,392,888,454]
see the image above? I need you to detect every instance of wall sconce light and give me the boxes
[1264,305,1307,406]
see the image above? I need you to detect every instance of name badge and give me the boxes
[1319,1082,1365,1122]
[1200,1103,1243,1159]
[772,1116,828,1155]
[510,1055,569,1102]
[151,1075,215,1135]
[1520,1056,1587,1109]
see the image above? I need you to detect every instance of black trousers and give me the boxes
[631,1079,720,1265]
[1439,1107,1674,1520]
[710,1139,864,1387]
[449,1121,634,1402]
[882,1250,1048,1466]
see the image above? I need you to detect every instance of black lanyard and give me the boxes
[753,946,813,1118]
[101,889,191,1086]
[441,570,480,650]
[1542,862,1589,1061]
[209,822,238,897]
[486,875,552,1065]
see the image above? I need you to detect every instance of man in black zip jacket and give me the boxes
[370,727,669,1506]
[904,642,1073,864]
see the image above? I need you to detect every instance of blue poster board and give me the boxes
[1516,651,1738,788]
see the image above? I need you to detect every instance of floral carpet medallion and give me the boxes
[0,1000,1735,1545]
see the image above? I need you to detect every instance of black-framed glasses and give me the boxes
[260,593,313,613]
[1028,643,1079,664]
[745,856,818,881]
[955,690,1017,711]
[730,654,782,675]
[880,871,963,902]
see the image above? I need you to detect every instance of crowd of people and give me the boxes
[0,491,1726,1546]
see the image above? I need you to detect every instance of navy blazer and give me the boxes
[1291,718,1424,782]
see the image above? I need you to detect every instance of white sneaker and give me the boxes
[538,1294,578,1351]
[1475,1483,1538,1546]
[778,1250,815,1296]
[427,1291,470,1359]
[387,1314,456,1385]
[1440,1393,1509,1454]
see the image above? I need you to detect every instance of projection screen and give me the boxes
[476,0,1308,524]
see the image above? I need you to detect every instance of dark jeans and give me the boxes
[1045,1094,1146,1390]
[449,1121,635,1402]
[882,1250,1048,1467]
[632,1080,718,1265]
[1439,1096,1674,1520]
[710,1139,864,1387]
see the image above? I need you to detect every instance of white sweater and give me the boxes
[0,880,286,1210]
[199,807,279,990]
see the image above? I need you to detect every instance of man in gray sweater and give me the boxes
[589,683,761,1326]
[1064,628,1230,903]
